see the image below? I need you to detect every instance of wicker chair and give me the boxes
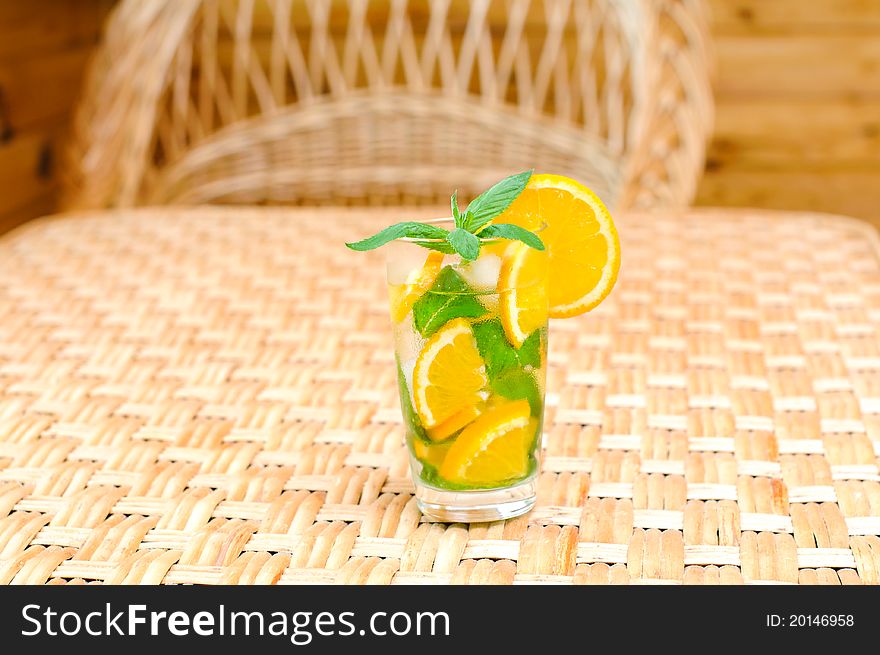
[62,0,712,211]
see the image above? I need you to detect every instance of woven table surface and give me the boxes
[1,206,879,585]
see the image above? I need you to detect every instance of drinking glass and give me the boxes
[385,219,548,522]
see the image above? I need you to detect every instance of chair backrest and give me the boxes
[62,0,712,210]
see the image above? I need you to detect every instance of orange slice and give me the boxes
[439,399,534,485]
[412,438,453,468]
[389,251,445,322]
[426,403,482,442]
[498,241,549,348]
[495,173,620,318]
[412,318,488,428]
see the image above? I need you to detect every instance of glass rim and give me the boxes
[398,216,547,244]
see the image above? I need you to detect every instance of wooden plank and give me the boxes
[0,125,61,218]
[0,1,111,232]
[0,48,92,131]
[709,99,880,166]
[0,0,112,60]
[0,193,56,236]
[714,34,880,100]
[695,168,880,229]
[708,0,880,34]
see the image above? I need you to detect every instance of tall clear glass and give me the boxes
[385,219,548,522]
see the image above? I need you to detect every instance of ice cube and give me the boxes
[402,357,417,400]
[386,258,414,286]
[460,254,501,291]
[394,314,421,362]
[386,247,439,285]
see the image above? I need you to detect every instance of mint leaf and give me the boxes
[396,361,427,442]
[472,319,542,380]
[464,170,533,233]
[478,223,544,250]
[447,228,480,261]
[345,222,449,251]
[472,319,544,416]
[412,266,487,337]
[410,240,456,254]
[492,369,542,417]
[518,329,543,367]
[451,191,462,228]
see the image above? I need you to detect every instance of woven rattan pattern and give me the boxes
[1,207,879,585]
[63,0,712,211]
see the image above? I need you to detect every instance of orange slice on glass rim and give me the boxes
[494,173,620,318]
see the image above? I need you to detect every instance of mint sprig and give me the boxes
[345,221,449,251]
[409,240,456,254]
[461,170,533,234]
[477,223,544,250]
[451,190,463,227]
[412,267,487,337]
[446,228,480,261]
[345,170,544,260]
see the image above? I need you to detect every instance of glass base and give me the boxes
[414,477,537,523]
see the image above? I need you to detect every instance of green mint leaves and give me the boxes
[461,170,533,233]
[345,170,544,260]
[345,221,449,251]
[477,223,544,250]
[472,319,545,416]
[446,228,480,261]
[472,319,541,379]
[451,190,462,227]
[396,360,428,442]
[412,267,487,337]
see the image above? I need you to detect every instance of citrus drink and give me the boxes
[386,234,548,519]
[349,171,621,522]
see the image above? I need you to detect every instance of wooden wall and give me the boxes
[0,0,113,234]
[0,0,878,234]
[697,0,880,228]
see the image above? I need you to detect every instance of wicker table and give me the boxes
[0,206,878,585]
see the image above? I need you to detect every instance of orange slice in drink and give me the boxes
[412,318,488,428]
[494,174,620,318]
[439,399,534,485]
[412,438,453,468]
[426,403,482,442]
[390,251,445,322]
[498,241,549,348]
